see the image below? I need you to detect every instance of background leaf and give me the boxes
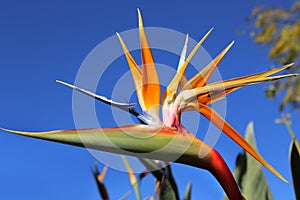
[139,159,179,200]
[92,164,109,200]
[159,176,177,200]
[183,182,192,200]
[122,156,141,200]
[290,138,300,200]
[224,122,274,200]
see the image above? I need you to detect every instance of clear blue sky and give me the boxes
[0,0,299,199]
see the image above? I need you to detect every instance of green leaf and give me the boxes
[183,182,192,200]
[0,125,243,199]
[290,138,300,200]
[92,164,109,200]
[159,176,177,200]
[163,165,179,199]
[139,159,179,200]
[121,156,141,200]
[224,122,274,200]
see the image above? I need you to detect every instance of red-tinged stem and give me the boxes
[208,150,243,200]
[178,144,243,200]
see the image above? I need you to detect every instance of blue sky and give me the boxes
[0,0,299,199]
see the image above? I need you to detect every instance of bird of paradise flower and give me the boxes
[1,9,297,200]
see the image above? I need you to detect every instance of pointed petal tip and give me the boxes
[0,127,16,135]
[98,165,109,182]
[275,63,295,72]
[281,73,299,78]
[55,79,60,83]
[55,79,62,83]
[1,127,9,132]
[202,28,213,42]
[137,8,143,26]
[204,28,214,37]
[116,32,126,46]
[223,41,234,52]
[277,63,294,71]
[0,127,24,135]
[281,64,293,72]
[55,80,75,89]
[116,32,124,44]
[282,176,289,183]
[223,41,235,52]
[224,41,235,51]
[184,33,189,42]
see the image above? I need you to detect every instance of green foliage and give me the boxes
[290,138,300,200]
[183,182,192,200]
[122,156,142,200]
[92,164,110,200]
[250,1,300,111]
[159,176,177,200]
[92,159,181,200]
[276,114,300,200]
[139,159,179,200]
[224,122,274,200]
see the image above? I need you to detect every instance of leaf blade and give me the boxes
[290,138,300,200]
[122,156,141,200]
[224,122,274,200]
[0,125,243,199]
[92,164,110,200]
[183,182,192,200]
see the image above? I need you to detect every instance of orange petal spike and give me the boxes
[178,28,214,76]
[138,9,161,119]
[183,41,234,90]
[216,63,294,88]
[197,103,288,183]
[244,63,294,78]
[217,63,294,99]
[178,73,297,105]
[198,88,236,105]
[97,165,108,182]
[198,64,296,104]
[179,73,188,92]
[167,28,213,105]
[116,32,146,110]
[162,34,188,105]
[166,28,213,102]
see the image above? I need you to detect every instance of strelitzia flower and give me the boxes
[1,9,297,200]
